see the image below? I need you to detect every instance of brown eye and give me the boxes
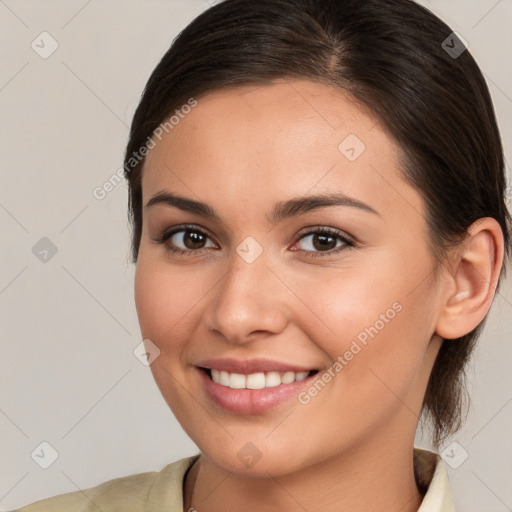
[312,233,338,251]
[293,227,355,258]
[296,231,345,252]
[178,229,208,249]
[153,225,217,255]
[168,228,216,251]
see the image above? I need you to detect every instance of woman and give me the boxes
[13,0,511,510]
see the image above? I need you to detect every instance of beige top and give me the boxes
[11,447,454,511]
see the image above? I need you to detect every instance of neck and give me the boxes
[184,425,424,512]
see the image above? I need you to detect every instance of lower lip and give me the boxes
[197,367,317,414]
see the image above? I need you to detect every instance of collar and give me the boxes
[415,447,455,511]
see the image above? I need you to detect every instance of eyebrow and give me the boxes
[145,190,380,223]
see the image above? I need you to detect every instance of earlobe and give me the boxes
[435,217,505,340]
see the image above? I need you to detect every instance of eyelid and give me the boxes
[153,223,355,257]
[295,225,355,243]
[290,226,355,256]
[174,224,216,242]
[153,223,219,248]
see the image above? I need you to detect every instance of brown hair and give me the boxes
[123,0,511,449]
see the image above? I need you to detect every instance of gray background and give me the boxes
[1,1,511,510]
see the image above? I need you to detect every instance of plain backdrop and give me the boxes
[1,1,511,510]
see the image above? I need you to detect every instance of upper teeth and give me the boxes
[210,369,310,389]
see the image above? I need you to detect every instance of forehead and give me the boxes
[141,79,422,225]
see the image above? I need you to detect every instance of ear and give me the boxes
[435,217,505,340]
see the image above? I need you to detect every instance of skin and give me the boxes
[134,79,504,512]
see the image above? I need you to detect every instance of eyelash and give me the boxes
[152,224,355,259]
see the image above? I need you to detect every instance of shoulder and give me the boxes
[10,471,157,512]
[10,453,201,512]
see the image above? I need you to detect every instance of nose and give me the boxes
[203,248,290,345]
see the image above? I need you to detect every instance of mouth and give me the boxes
[193,353,326,415]
[198,367,320,389]
[196,365,320,414]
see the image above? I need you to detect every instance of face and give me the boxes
[134,79,446,476]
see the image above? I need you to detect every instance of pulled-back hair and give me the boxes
[123,0,511,449]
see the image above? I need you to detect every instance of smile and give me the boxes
[197,367,320,414]
[207,368,317,389]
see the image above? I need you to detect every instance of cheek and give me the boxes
[134,263,166,338]
[288,258,405,349]
[134,261,203,418]
[293,259,433,412]
[134,261,205,344]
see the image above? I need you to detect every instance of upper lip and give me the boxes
[196,357,317,375]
